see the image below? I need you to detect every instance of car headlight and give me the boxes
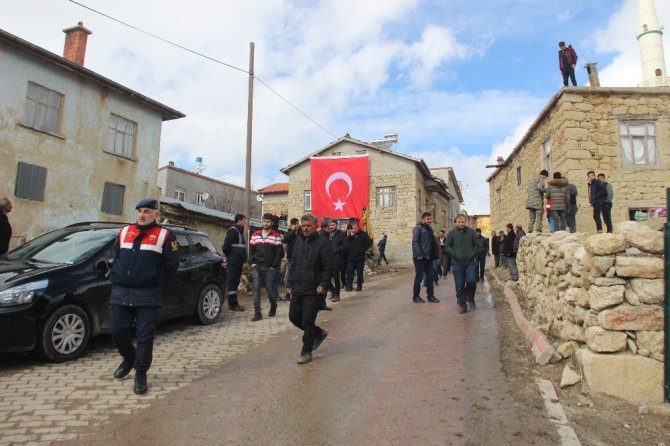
[0,279,49,306]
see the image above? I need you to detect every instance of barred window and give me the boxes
[619,122,658,166]
[15,162,47,201]
[23,82,63,134]
[516,167,522,186]
[174,187,186,201]
[376,186,396,207]
[107,114,136,158]
[101,182,125,215]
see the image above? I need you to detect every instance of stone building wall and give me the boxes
[515,221,664,403]
[261,193,289,219]
[489,88,670,235]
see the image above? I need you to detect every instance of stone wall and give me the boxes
[489,88,670,235]
[515,220,665,403]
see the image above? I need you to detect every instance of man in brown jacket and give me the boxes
[546,172,571,232]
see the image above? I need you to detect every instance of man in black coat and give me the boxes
[288,214,334,365]
[491,230,501,268]
[327,219,347,302]
[502,223,518,281]
[345,220,372,292]
[0,197,13,256]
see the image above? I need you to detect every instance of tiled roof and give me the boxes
[258,182,289,194]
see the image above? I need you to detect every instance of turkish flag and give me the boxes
[310,155,369,223]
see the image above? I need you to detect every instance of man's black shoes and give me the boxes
[251,312,262,322]
[427,296,440,303]
[330,295,340,302]
[412,296,425,303]
[321,305,333,311]
[297,352,312,365]
[134,372,148,395]
[113,360,133,379]
[355,287,362,292]
[468,299,476,310]
[229,304,245,312]
[458,306,467,314]
[269,301,277,317]
[344,287,353,292]
[313,329,328,351]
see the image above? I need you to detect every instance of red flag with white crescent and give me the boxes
[310,155,369,223]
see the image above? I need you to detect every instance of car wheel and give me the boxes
[195,284,223,325]
[37,305,91,362]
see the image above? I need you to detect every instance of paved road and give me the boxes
[1,268,561,445]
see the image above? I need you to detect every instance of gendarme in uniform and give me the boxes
[109,198,179,395]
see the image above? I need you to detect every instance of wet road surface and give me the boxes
[57,270,554,445]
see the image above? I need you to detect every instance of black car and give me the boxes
[0,222,226,362]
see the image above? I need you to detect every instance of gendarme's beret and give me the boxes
[135,198,158,210]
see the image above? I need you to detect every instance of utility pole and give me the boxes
[244,42,255,244]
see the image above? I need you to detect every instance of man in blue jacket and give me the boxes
[411,212,439,303]
[109,199,180,395]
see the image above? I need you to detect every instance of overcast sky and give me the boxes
[2,0,668,214]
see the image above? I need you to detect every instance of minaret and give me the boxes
[637,0,668,86]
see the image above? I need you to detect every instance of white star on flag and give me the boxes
[333,198,345,211]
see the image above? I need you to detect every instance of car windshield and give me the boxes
[6,227,117,264]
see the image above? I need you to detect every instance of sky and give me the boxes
[2,0,669,214]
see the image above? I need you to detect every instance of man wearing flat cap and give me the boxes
[108,198,179,395]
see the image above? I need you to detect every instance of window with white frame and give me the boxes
[195,192,206,205]
[107,114,136,158]
[304,190,311,210]
[542,138,552,175]
[376,186,396,207]
[619,121,658,166]
[23,82,63,134]
[174,187,186,201]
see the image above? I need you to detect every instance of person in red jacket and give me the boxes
[558,41,578,86]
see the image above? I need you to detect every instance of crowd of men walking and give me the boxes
[222,212,374,364]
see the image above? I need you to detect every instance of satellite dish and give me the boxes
[201,193,209,201]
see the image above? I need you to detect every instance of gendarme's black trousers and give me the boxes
[110,304,160,372]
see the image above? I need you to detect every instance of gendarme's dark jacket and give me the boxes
[109,222,180,306]
[288,231,334,296]
[222,224,247,263]
[346,230,372,262]
[445,226,480,265]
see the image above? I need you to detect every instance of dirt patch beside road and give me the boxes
[487,269,670,445]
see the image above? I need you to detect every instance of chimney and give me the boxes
[62,22,92,66]
[168,161,175,167]
[585,63,601,87]
[496,156,504,165]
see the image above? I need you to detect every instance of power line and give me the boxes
[68,0,337,138]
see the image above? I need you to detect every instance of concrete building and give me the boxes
[279,135,461,262]
[487,87,670,233]
[157,162,261,219]
[258,182,289,224]
[0,24,184,244]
